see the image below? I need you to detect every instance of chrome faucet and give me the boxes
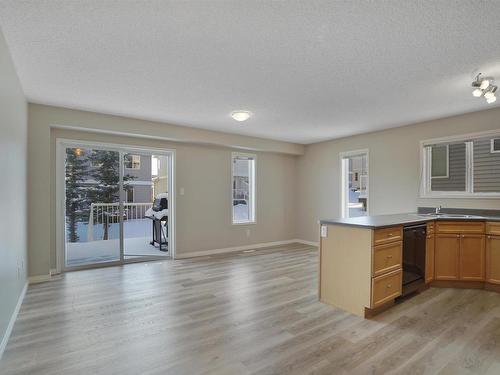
[435,205,442,214]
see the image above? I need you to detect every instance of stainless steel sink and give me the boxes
[414,213,481,219]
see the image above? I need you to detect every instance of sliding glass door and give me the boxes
[64,147,121,267]
[61,141,173,270]
[122,152,170,260]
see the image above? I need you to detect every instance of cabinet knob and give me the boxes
[488,235,492,239]
[386,284,392,288]
[387,255,393,258]
[388,233,393,237]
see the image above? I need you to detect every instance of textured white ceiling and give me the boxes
[1,1,500,144]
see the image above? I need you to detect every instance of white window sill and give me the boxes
[420,192,500,199]
[232,221,257,226]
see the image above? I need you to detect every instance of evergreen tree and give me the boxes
[65,148,90,242]
[89,150,135,240]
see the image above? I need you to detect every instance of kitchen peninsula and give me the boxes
[319,209,500,317]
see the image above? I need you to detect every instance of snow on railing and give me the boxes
[87,202,153,241]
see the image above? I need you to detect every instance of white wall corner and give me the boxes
[293,239,319,247]
[28,274,52,284]
[0,282,28,360]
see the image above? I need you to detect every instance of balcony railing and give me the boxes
[87,202,153,241]
[233,188,249,205]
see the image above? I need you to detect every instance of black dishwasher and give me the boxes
[402,224,427,296]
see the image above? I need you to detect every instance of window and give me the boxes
[232,153,255,224]
[125,187,134,203]
[422,132,500,197]
[124,154,141,169]
[491,138,500,153]
[340,150,369,218]
[430,145,448,178]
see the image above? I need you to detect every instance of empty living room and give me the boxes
[2,1,500,374]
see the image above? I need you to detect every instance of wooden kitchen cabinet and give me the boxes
[435,234,460,280]
[486,235,500,285]
[371,269,402,308]
[425,233,435,283]
[459,234,485,281]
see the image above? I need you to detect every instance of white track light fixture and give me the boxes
[472,73,497,104]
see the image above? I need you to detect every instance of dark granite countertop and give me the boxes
[320,211,500,229]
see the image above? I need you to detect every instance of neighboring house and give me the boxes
[232,158,250,203]
[80,151,157,204]
[123,154,153,203]
[349,156,367,192]
[152,155,169,199]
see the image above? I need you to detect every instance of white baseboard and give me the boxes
[0,281,28,360]
[28,274,51,284]
[176,239,309,259]
[293,239,319,247]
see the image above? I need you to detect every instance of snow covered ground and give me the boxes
[67,218,168,266]
[233,203,249,221]
[348,190,366,217]
[74,218,153,242]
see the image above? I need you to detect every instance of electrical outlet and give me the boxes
[320,225,328,238]
[246,229,251,237]
[179,187,185,196]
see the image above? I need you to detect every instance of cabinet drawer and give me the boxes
[436,221,485,234]
[486,222,500,236]
[371,269,402,308]
[373,226,402,245]
[372,241,402,277]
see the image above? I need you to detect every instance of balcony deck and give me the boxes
[66,237,169,266]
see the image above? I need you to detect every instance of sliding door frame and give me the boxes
[55,138,176,273]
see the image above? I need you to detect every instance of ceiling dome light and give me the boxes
[486,95,497,104]
[480,79,490,90]
[231,111,252,122]
[472,88,483,97]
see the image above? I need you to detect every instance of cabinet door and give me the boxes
[486,235,500,285]
[425,234,435,283]
[459,234,485,281]
[435,234,460,280]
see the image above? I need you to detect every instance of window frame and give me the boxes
[125,187,135,203]
[124,154,141,170]
[491,138,500,153]
[231,152,256,225]
[339,149,369,218]
[420,130,500,198]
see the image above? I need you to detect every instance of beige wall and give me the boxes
[29,104,299,277]
[27,99,500,277]
[0,28,27,348]
[297,107,500,242]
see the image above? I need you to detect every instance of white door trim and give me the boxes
[55,138,176,273]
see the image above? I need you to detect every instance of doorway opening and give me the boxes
[56,139,175,271]
[340,150,369,218]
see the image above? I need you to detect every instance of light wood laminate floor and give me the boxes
[2,243,500,374]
